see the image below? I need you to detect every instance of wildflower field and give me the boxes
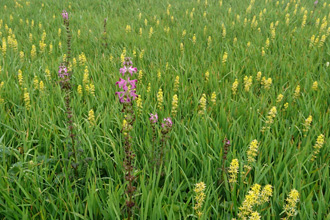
[0,0,330,219]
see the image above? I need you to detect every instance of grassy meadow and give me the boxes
[0,0,330,219]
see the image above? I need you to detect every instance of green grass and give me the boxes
[0,0,329,219]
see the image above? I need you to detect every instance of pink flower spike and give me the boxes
[162,117,173,128]
[115,91,125,102]
[120,66,127,76]
[128,66,137,75]
[129,90,138,100]
[116,78,127,90]
[127,77,137,89]
[62,10,68,20]
[149,113,158,123]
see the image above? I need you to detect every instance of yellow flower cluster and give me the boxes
[157,88,163,110]
[171,94,178,117]
[283,189,300,218]
[293,85,300,99]
[77,85,82,95]
[228,158,239,184]
[0,81,4,103]
[244,76,252,92]
[88,109,96,127]
[31,44,36,59]
[45,68,50,79]
[205,71,209,82]
[262,106,277,132]
[173,75,180,93]
[256,71,262,81]
[193,182,206,219]
[311,134,325,161]
[276,94,284,103]
[222,52,228,64]
[244,139,259,172]
[238,184,273,219]
[138,70,143,81]
[312,81,318,91]
[261,77,272,90]
[147,83,151,93]
[210,92,216,106]
[198,93,206,115]
[23,88,30,110]
[18,69,23,86]
[232,79,239,95]
[79,52,87,66]
[136,96,143,116]
[302,115,312,136]
[33,76,39,90]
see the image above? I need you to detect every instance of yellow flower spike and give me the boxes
[171,94,178,117]
[263,78,272,90]
[303,115,312,136]
[180,43,184,53]
[283,189,300,218]
[139,49,145,59]
[79,52,87,66]
[39,81,45,92]
[232,79,239,95]
[89,83,95,96]
[198,94,207,115]
[77,85,82,95]
[293,85,300,99]
[19,51,24,62]
[147,83,151,93]
[207,36,212,48]
[157,88,163,110]
[192,34,196,45]
[233,37,237,44]
[260,184,273,204]
[23,88,31,110]
[1,38,6,57]
[88,109,96,127]
[318,35,326,47]
[193,182,206,219]
[222,52,228,64]
[205,71,209,82]
[33,76,39,90]
[210,92,216,106]
[261,106,277,132]
[58,28,61,37]
[173,76,180,93]
[222,25,226,38]
[311,134,325,161]
[18,69,23,86]
[228,159,239,184]
[249,211,261,220]
[256,72,262,81]
[244,76,253,92]
[276,94,284,103]
[312,81,318,91]
[30,44,36,59]
[136,96,143,116]
[29,33,33,42]
[138,70,143,81]
[157,69,161,79]
[182,30,186,38]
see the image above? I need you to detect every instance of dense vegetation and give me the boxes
[0,0,329,219]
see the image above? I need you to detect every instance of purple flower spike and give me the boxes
[162,117,173,128]
[314,0,318,6]
[62,10,68,20]
[149,113,158,123]
[58,65,68,78]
